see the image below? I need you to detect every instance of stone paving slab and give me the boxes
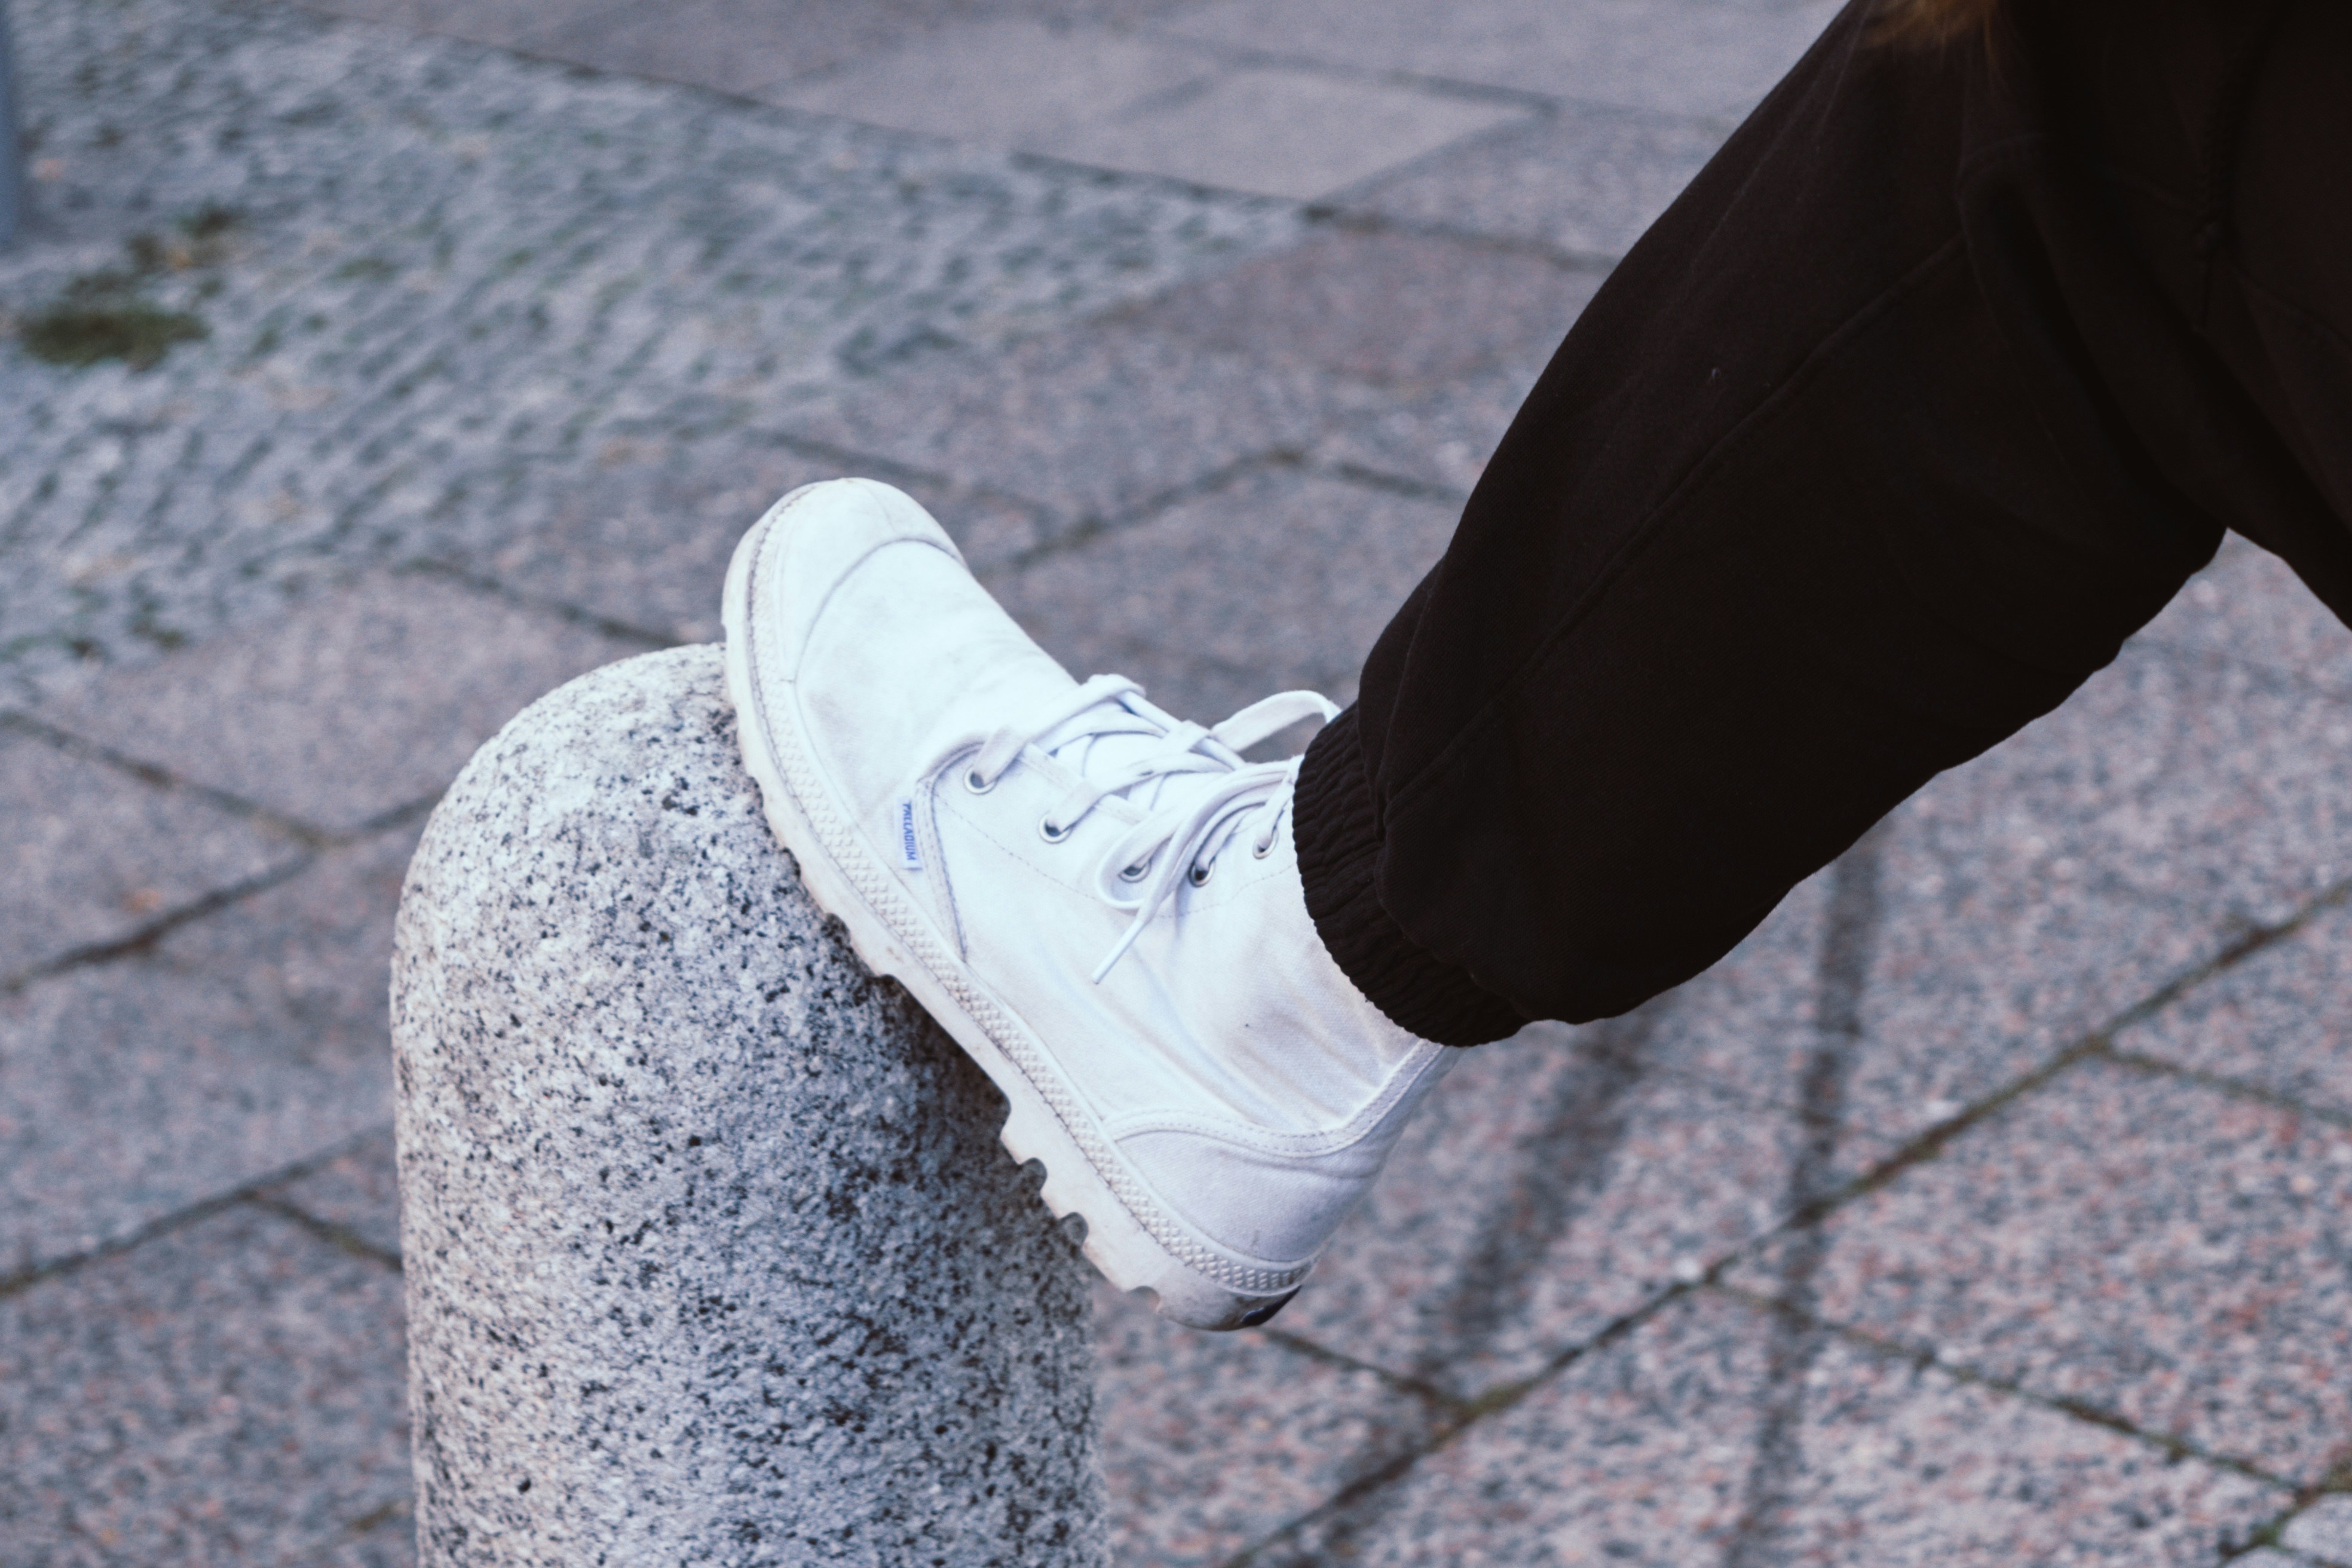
[1165,0,1842,118]
[1278,1000,1889,1402]
[768,20,1221,151]
[1834,788,2218,1150]
[2287,1499,2352,1564]
[154,820,419,1048]
[1250,1290,2281,1567]
[783,316,1359,529]
[37,574,646,834]
[2021,646,2352,926]
[1094,1283,1441,1567]
[773,16,1531,198]
[1627,865,1830,1100]
[2118,896,2352,1122]
[1313,351,1554,497]
[0,958,375,1275]
[0,724,304,983]
[1119,227,1598,394]
[470,436,1054,644]
[296,0,569,53]
[1814,637,2352,1160]
[1036,68,1530,201]
[526,0,916,96]
[0,1203,409,1567]
[311,1506,419,1568]
[261,1126,403,1261]
[1,826,413,1276]
[1340,104,1729,261]
[991,467,1456,721]
[1728,1060,2352,1486]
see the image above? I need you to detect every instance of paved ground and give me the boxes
[4,0,2351,1563]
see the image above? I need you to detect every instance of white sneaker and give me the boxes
[721,478,1454,1330]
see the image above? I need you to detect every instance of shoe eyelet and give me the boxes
[1251,837,1275,860]
[1187,862,1213,887]
[1118,860,1151,884]
[963,768,994,795]
[1039,816,1072,844]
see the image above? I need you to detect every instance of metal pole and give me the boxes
[0,0,24,250]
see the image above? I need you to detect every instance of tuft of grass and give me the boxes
[182,202,240,241]
[14,204,240,371]
[22,298,209,370]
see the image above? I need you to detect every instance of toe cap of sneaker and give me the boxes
[755,478,963,683]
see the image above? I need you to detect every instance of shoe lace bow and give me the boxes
[944,674,1337,983]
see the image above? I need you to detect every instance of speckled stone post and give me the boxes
[391,645,1106,1567]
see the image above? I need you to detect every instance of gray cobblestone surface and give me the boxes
[0,0,1296,702]
[6,0,2351,1563]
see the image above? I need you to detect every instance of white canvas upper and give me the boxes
[722,477,1453,1328]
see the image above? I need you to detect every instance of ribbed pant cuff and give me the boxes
[1294,708,1528,1047]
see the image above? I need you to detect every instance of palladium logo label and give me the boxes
[895,798,923,871]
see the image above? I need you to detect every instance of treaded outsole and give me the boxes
[719,487,1305,1332]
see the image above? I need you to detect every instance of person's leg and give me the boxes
[722,0,2344,1329]
[1294,0,2340,1043]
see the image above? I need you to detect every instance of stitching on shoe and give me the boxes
[746,519,1309,1298]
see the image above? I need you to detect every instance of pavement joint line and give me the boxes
[745,428,1075,543]
[336,1494,414,1537]
[996,139,1321,216]
[1314,456,1477,507]
[1704,1280,2306,1497]
[752,427,1065,523]
[1225,839,1881,1564]
[281,1491,418,1564]
[967,446,1324,581]
[1431,1009,1682,1395]
[1294,196,1629,273]
[1162,195,1637,281]
[243,1190,402,1272]
[2231,1490,2352,1567]
[1254,1325,1474,1417]
[1771,867,2352,1231]
[0,757,440,1001]
[303,1,810,126]
[0,852,319,997]
[0,1122,393,1303]
[1130,22,1724,125]
[1217,1280,1711,1568]
[2102,1046,2352,1132]
[1300,194,1637,276]
[407,556,676,652]
[0,706,331,848]
[1225,858,2352,1546]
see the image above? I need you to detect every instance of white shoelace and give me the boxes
[942,674,1338,982]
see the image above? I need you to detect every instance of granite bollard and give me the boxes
[391,645,1107,1566]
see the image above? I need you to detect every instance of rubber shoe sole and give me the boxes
[721,490,1306,1331]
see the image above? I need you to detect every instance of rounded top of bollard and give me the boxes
[394,645,1105,1568]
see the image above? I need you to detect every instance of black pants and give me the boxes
[1294,0,2352,1045]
